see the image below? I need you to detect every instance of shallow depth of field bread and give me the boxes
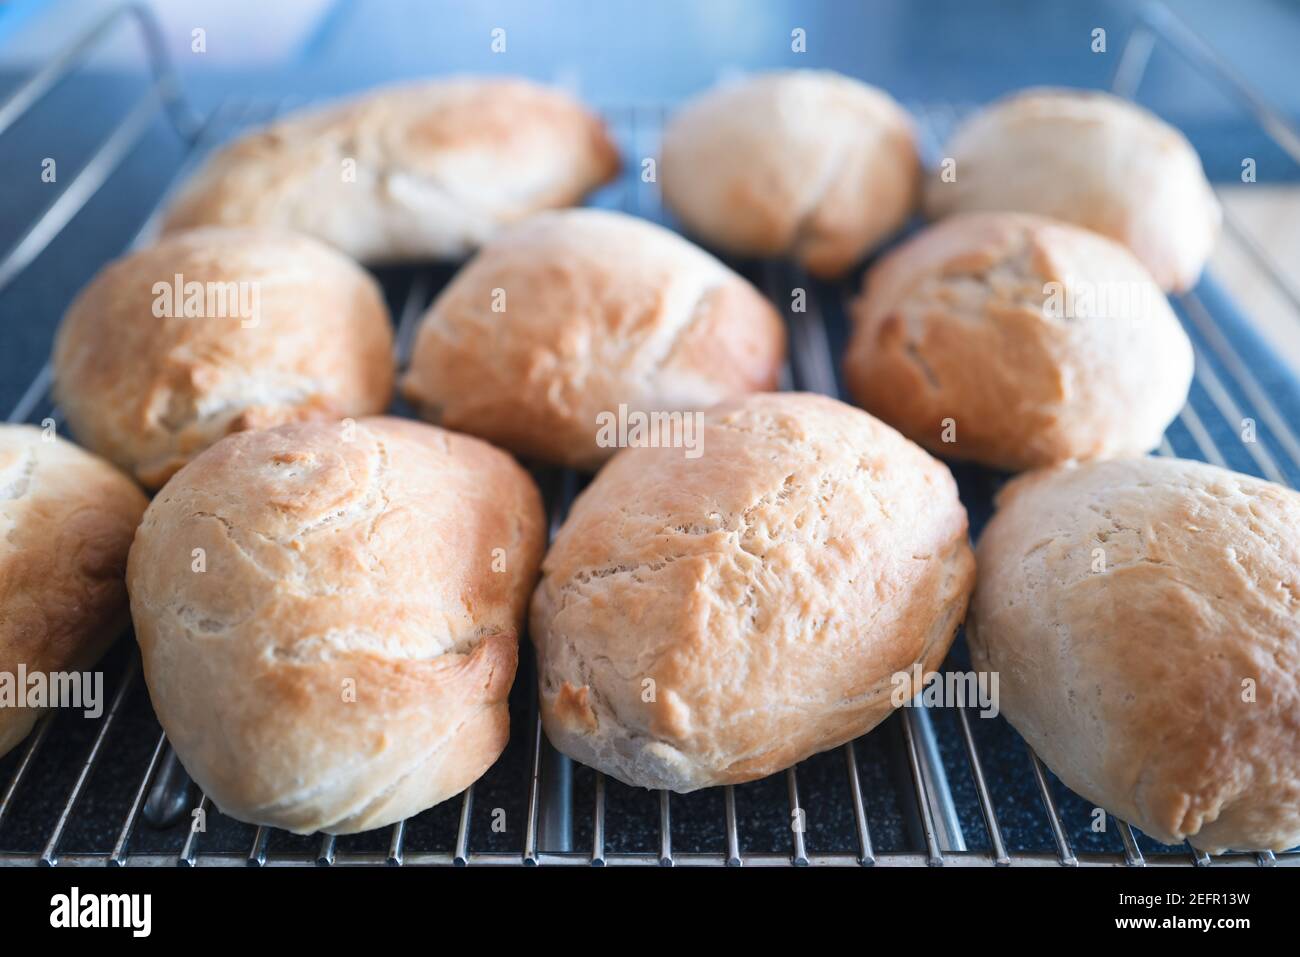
[660,69,920,277]
[0,425,147,759]
[924,88,1220,292]
[161,77,621,262]
[968,457,1300,853]
[530,392,976,791]
[127,417,547,834]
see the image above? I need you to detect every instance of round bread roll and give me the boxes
[1,425,147,758]
[127,417,546,834]
[924,88,1220,292]
[660,70,919,277]
[53,227,394,490]
[161,78,620,263]
[400,208,786,471]
[530,392,975,791]
[843,213,1193,471]
[968,457,1300,853]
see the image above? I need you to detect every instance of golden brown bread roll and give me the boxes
[660,70,919,277]
[844,213,1193,471]
[53,227,395,489]
[1,425,147,758]
[401,208,786,470]
[530,392,975,791]
[127,417,546,834]
[968,457,1300,853]
[161,78,620,262]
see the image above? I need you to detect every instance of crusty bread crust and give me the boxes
[924,88,1220,292]
[127,417,546,834]
[530,393,975,791]
[661,70,919,277]
[0,426,147,758]
[844,212,1193,471]
[53,227,395,489]
[401,209,786,471]
[161,78,620,263]
[968,457,1300,852]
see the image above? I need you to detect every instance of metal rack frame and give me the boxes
[1,0,1298,867]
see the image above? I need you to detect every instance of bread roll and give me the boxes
[53,227,394,490]
[127,417,546,834]
[924,88,1220,292]
[161,78,620,262]
[401,209,786,471]
[0,426,147,758]
[968,457,1300,853]
[660,70,919,277]
[530,392,975,791]
[844,213,1192,471]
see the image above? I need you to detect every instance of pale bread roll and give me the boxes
[530,392,975,791]
[127,417,546,834]
[161,78,620,262]
[660,70,920,277]
[844,213,1193,471]
[401,209,786,471]
[0,426,147,758]
[53,227,394,489]
[924,88,1220,292]
[969,457,1300,853]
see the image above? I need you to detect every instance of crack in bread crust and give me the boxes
[1,426,147,761]
[127,417,546,834]
[968,457,1300,853]
[844,212,1193,471]
[400,209,786,470]
[531,393,975,792]
[52,228,396,489]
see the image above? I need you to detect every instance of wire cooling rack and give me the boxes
[1,1,1298,867]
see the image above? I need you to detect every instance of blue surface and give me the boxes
[6,1,1300,171]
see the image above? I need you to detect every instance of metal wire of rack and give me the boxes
[1,1,1299,868]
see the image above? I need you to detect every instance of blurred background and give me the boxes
[3,0,1299,165]
[2,0,1299,408]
